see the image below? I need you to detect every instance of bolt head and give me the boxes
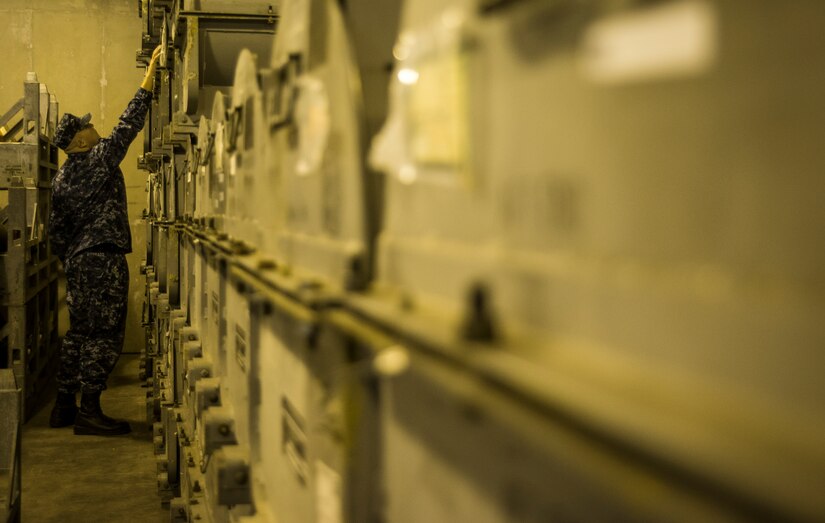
[234,470,249,485]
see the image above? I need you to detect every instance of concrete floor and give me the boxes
[21,353,167,523]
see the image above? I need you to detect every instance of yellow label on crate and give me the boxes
[407,52,468,170]
[371,10,474,188]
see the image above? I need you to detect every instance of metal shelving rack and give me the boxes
[0,74,60,419]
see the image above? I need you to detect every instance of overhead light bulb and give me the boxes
[397,68,420,85]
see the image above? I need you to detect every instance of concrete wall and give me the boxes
[1,0,147,354]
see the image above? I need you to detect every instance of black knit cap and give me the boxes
[54,112,92,150]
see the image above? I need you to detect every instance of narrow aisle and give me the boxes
[21,354,166,523]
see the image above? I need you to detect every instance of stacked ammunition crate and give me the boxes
[136,1,277,519]
[139,1,825,522]
[0,76,60,419]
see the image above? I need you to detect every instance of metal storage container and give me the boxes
[365,0,825,519]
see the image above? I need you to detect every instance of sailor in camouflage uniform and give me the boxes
[48,46,162,436]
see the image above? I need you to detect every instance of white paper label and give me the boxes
[315,460,343,523]
[580,0,717,84]
[315,460,342,523]
[229,154,237,176]
[295,76,330,176]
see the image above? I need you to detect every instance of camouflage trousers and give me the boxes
[57,250,129,394]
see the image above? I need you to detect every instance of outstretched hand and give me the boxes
[141,45,163,91]
[149,45,162,66]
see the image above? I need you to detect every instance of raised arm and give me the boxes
[141,45,162,91]
[99,45,162,170]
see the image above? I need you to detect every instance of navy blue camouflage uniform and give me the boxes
[49,88,152,394]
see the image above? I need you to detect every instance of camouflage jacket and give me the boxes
[49,88,152,262]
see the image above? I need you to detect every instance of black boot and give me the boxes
[74,391,131,436]
[49,392,78,428]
